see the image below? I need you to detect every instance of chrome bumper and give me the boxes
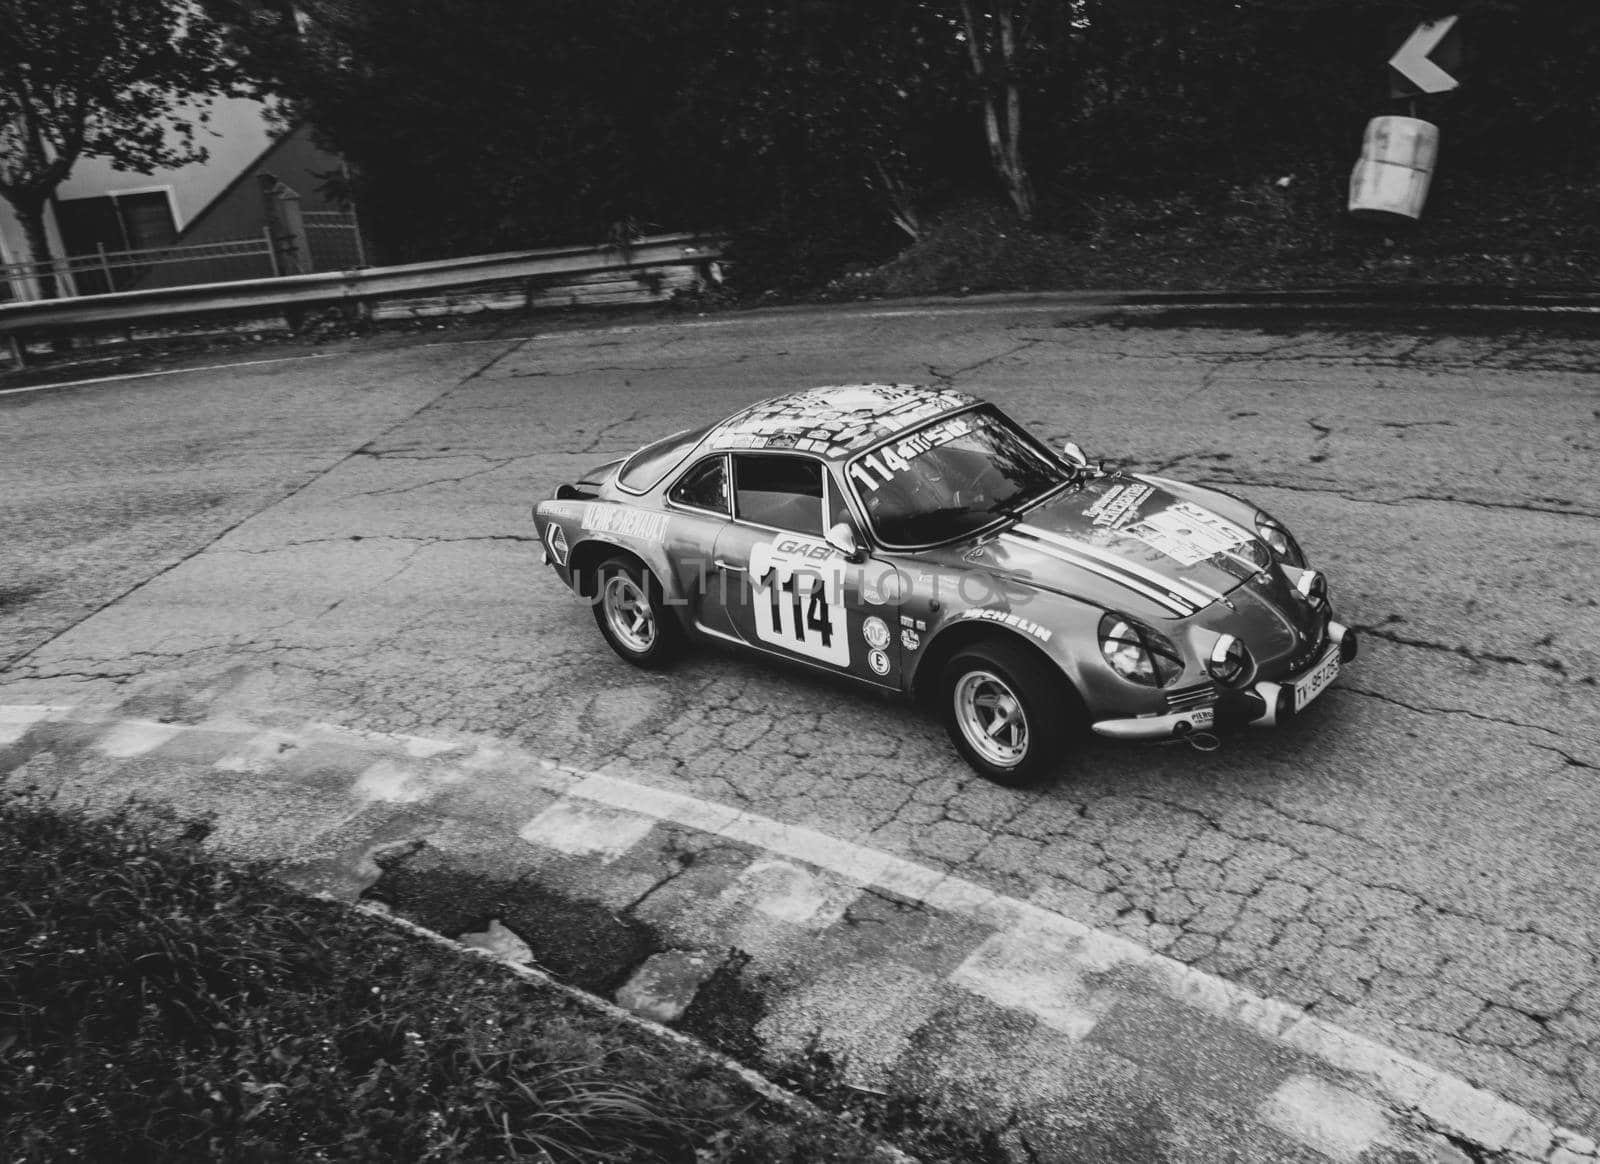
[1090,622,1357,741]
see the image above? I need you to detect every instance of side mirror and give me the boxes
[825,521,865,562]
[1061,441,1089,468]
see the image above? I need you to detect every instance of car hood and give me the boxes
[948,474,1281,622]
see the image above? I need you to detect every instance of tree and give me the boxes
[954,0,1039,222]
[0,0,244,297]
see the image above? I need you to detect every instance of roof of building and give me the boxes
[705,384,978,459]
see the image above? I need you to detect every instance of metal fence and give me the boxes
[301,210,368,271]
[1,235,277,298]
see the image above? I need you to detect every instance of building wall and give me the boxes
[57,97,280,229]
[135,123,358,288]
[2,97,355,299]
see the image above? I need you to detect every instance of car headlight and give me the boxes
[1207,633,1256,687]
[1099,613,1184,687]
[1254,514,1305,569]
[1294,567,1327,606]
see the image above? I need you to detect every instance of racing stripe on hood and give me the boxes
[1011,524,1214,612]
[999,530,1200,617]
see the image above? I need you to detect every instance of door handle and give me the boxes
[714,559,745,574]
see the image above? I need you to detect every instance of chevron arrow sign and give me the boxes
[1389,15,1461,95]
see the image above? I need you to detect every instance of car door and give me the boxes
[661,452,738,636]
[710,452,904,689]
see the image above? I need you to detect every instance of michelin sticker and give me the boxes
[862,616,891,650]
[900,628,920,651]
[959,607,1053,643]
[1125,502,1253,568]
[582,505,669,543]
[748,536,849,666]
[868,649,891,676]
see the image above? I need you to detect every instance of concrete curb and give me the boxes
[500,762,1600,1164]
[1109,287,1600,310]
[799,285,1600,315]
[4,703,1597,1163]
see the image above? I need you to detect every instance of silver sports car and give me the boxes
[534,384,1356,783]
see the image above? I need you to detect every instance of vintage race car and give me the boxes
[533,384,1356,783]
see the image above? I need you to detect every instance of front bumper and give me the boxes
[1091,621,1358,741]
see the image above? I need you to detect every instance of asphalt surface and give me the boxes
[2,296,1597,1150]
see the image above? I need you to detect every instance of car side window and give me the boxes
[732,454,825,536]
[669,456,730,514]
[825,473,853,533]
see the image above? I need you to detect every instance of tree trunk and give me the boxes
[960,0,1035,223]
[999,80,1034,220]
[12,195,62,300]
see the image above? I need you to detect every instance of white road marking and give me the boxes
[0,704,69,745]
[94,720,184,758]
[213,730,301,774]
[952,924,1115,1040]
[353,759,429,804]
[0,353,333,396]
[493,747,1599,1161]
[719,859,860,929]
[1260,1074,1394,1162]
[518,797,655,862]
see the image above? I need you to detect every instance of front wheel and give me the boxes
[592,556,681,668]
[940,641,1079,784]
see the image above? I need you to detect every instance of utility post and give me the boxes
[259,174,308,276]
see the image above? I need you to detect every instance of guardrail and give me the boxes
[0,232,724,367]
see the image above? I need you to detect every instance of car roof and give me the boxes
[704,384,978,460]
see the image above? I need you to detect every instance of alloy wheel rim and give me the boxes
[953,669,1028,768]
[602,574,656,653]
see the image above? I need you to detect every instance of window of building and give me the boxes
[54,189,179,292]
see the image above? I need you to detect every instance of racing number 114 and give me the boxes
[752,572,849,667]
[769,576,832,647]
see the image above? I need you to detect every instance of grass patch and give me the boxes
[0,790,893,1162]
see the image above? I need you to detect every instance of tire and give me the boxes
[940,639,1080,784]
[591,555,681,669]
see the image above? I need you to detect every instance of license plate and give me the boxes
[1292,648,1341,712]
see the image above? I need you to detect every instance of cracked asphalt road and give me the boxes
[2,299,1597,1136]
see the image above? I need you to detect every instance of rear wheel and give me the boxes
[940,640,1079,784]
[592,556,681,668]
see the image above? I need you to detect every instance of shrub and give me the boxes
[0,791,883,1162]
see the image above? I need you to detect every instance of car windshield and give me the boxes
[845,406,1071,546]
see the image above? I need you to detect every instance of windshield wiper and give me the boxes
[987,497,1032,520]
[988,476,1071,521]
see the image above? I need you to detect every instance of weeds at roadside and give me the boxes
[0,789,888,1162]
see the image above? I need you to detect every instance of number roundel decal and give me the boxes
[748,537,850,666]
